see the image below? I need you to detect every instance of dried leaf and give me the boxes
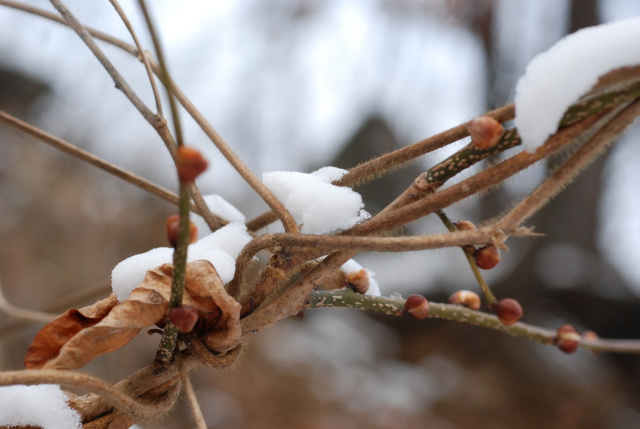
[24,294,118,369]
[25,261,241,370]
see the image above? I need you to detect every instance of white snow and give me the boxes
[111,223,252,301]
[191,194,247,238]
[342,259,381,297]
[0,384,81,429]
[514,16,640,151]
[263,167,370,234]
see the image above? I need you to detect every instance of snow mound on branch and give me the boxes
[515,16,640,151]
[111,223,252,301]
[263,166,370,234]
[0,384,81,429]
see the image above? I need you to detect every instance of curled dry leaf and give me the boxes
[24,260,241,370]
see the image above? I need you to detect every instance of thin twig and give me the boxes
[0,279,58,323]
[0,109,190,210]
[346,111,608,236]
[49,0,161,128]
[245,104,515,231]
[435,210,498,306]
[496,100,640,234]
[179,357,208,429]
[137,0,192,369]
[308,289,640,354]
[108,0,164,115]
[0,369,180,421]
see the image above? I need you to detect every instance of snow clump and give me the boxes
[111,222,252,301]
[0,384,81,429]
[515,16,640,151]
[263,166,370,234]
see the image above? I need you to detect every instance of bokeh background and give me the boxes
[2,1,640,428]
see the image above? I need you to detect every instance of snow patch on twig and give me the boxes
[263,167,370,234]
[0,384,81,429]
[515,16,640,151]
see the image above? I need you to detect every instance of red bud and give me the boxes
[475,244,501,270]
[169,305,200,333]
[468,116,504,149]
[491,298,523,325]
[404,294,430,319]
[166,214,198,247]
[556,324,580,354]
[176,146,208,183]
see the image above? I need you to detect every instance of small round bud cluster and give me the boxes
[176,146,208,183]
[346,269,370,294]
[491,298,523,325]
[468,116,504,150]
[166,214,198,247]
[556,324,581,354]
[168,305,200,333]
[475,244,501,270]
[404,294,430,319]
[449,290,481,310]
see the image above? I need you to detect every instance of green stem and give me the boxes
[308,289,640,354]
[435,210,498,306]
[155,183,191,369]
[308,289,553,344]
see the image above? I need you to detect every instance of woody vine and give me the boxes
[1,1,640,428]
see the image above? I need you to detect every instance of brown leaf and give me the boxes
[24,294,118,369]
[25,260,241,370]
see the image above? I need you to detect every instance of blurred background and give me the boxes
[1,0,640,428]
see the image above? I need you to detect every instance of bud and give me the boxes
[166,214,198,247]
[474,244,501,270]
[556,324,580,354]
[176,146,208,183]
[468,116,504,150]
[491,298,523,325]
[454,220,476,231]
[346,269,369,294]
[404,294,430,319]
[168,305,200,333]
[449,290,481,310]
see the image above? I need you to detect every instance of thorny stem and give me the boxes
[435,210,498,306]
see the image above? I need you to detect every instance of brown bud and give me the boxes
[169,305,200,333]
[491,298,523,325]
[475,244,501,270]
[404,294,430,319]
[556,324,580,354]
[454,220,476,231]
[346,269,369,294]
[166,214,198,247]
[468,116,504,150]
[449,290,481,310]
[176,146,208,183]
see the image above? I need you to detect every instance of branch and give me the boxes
[0,369,180,421]
[308,289,640,354]
[0,110,189,210]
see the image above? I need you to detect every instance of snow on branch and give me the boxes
[263,167,370,234]
[515,16,640,151]
[0,384,81,429]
